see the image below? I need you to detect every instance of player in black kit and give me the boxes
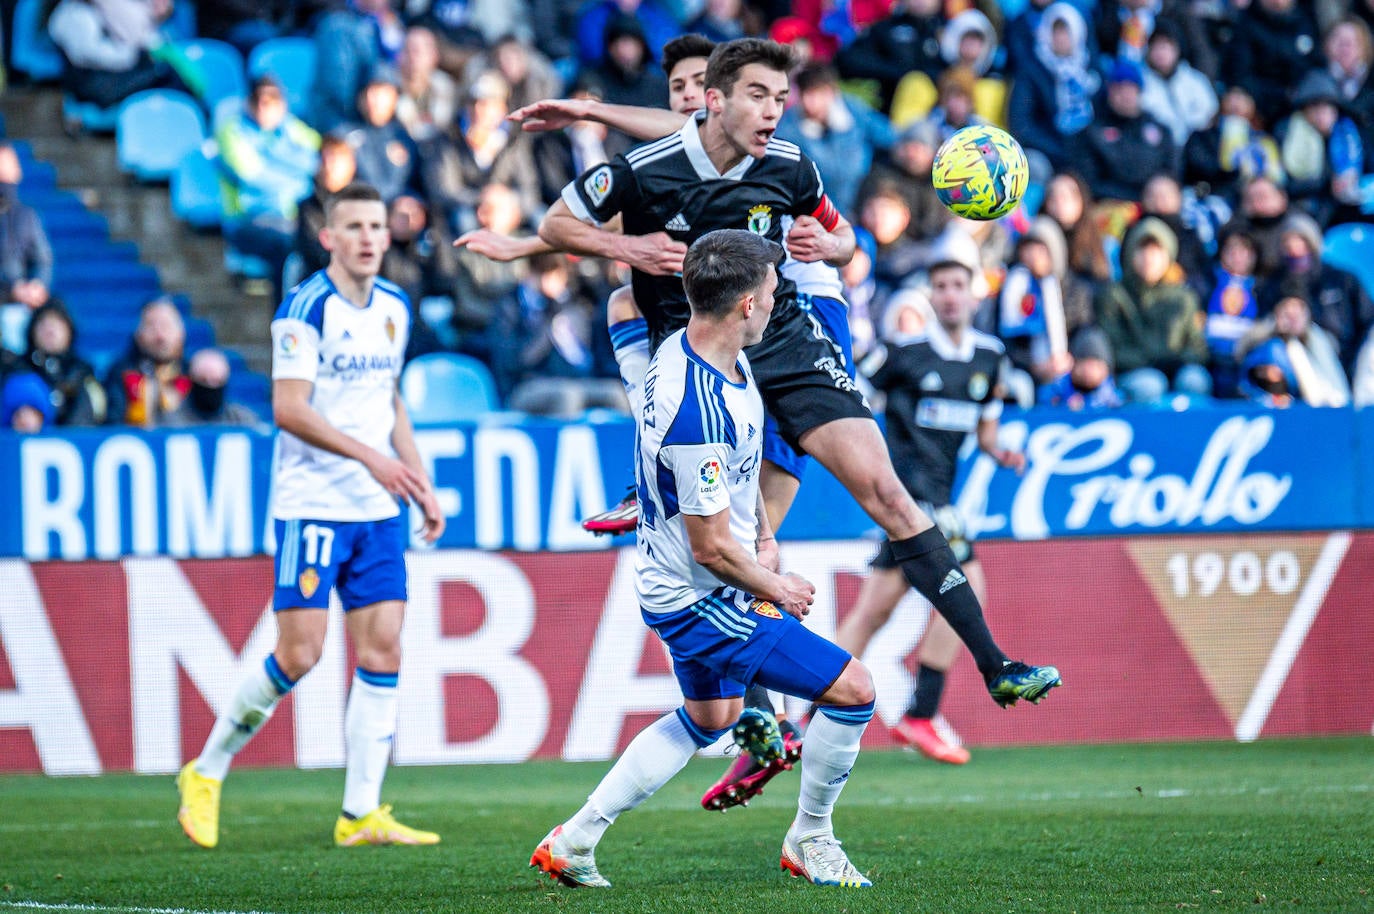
[541,38,1060,739]
[836,251,1037,764]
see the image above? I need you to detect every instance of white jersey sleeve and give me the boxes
[662,443,733,517]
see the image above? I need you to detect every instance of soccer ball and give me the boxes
[931,125,1029,221]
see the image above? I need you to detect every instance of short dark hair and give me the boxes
[325,182,384,220]
[794,63,839,94]
[682,229,783,318]
[704,38,797,97]
[662,34,716,77]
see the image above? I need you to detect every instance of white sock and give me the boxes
[610,318,650,415]
[561,709,714,852]
[196,655,294,781]
[793,704,872,839]
[342,668,398,819]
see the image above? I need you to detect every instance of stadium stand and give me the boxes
[400,353,501,423]
[116,90,208,183]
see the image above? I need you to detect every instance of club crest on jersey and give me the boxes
[968,372,989,400]
[697,457,722,493]
[385,316,396,343]
[747,204,772,235]
[751,599,783,619]
[585,165,613,206]
[920,371,943,392]
[298,567,320,599]
[279,332,298,355]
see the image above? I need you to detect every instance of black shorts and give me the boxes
[745,306,872,450]
[870,501,975,567]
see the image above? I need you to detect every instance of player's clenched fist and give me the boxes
[776,572,815,620]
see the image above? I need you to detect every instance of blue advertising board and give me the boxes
[0,404,1365,560]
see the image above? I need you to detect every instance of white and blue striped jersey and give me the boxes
[270,270,410,522]
[635,329,766,614]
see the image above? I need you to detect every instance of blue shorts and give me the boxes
[273,514,408,611]
[642,586,852,702]
[762,294,857,482]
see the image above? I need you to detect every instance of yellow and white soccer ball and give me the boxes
[931,124,1029,221]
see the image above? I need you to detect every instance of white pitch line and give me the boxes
[0,903,303,914]
[1236,532,1352,742]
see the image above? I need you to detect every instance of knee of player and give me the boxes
[354,643,402,675]
[685,703,739,734]
[826,658,876,708]
[606,285,641,325]
[274,642,324,680]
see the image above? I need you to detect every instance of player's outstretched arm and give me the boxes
[452,229,555,262]
[785,214,856,268]
[540,198,686,275]
[390,391,446,542]
[509,98,688,141]
[683,510,814,619]
[273,378,431,506]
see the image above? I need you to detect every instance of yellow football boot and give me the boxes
[334,804,440,847]
[176,762,222,849]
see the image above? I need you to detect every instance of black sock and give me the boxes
[743,682,772,712]
[905,664,946,719]
[890,528,1007,681]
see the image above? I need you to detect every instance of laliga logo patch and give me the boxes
[585,166,613,206]
[298,567,320,599]
[279,332,298,355]
[697,457,722,493]
[751,599,782,619]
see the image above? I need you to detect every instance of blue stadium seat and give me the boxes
[172,142,225,229]
[176,40,248,112]
[116,90,208,182]
[39,209,110,242]
[63,95,122,134]
[11,0,65,82]
[401,353,501,423]
[1322,224,1374,300]
[247,37,316,118]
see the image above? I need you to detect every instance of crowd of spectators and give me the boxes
[9,0,1374,427]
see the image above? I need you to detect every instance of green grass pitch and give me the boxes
[1,738,1370,914]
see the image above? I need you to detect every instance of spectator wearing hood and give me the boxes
[20,301,107,426]
[1096,216,1212,403]
[1007,2,1098,172]
[574,0,678,70]
[1236,289,1350,406]
[1183,86,1285,204]
[1141,21,1218,148]
[1257,212,1374,375]
[1,371,55,433]
[1123,173,1213,300]
[1075,60,1180,204]
[939,9,1004,105]
[855,119,952,242]
[1037,325,1125,408]
[1226,0,1323,125]
[344,65,421,204]
[777,64,895,219]
[1275,70,1367,224]
[1203,226,1263,396]
[1004,0,1064,76]
[836,0,946,112]
[588,16,670,118]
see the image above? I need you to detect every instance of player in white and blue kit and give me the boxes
[177,184,445,850]
[531,230,877,890]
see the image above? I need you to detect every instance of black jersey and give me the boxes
[863,323,1005,505]
[562,112,840,349]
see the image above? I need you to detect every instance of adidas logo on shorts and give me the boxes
[939,569,967,594]
[665,213,691,232]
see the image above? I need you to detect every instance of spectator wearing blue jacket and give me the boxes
[217,75,321,294]
[342,65,421,203]
[1203,227,1262,397]
[2,371,56,433]
[1275,70,1368,227]
[1007,3,1098,173]
[574,0,679,70]
[1038,326,1125,409]
[777,64,895,219]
